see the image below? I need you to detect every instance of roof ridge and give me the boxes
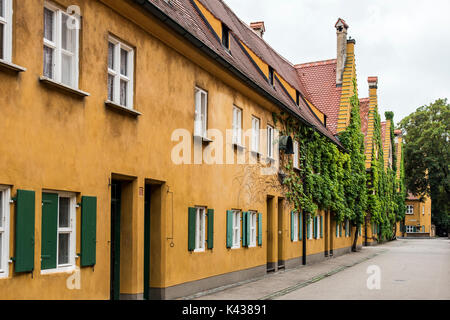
[295,58,337,68]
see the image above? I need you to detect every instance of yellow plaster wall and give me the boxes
[0,0,305,299]
[193,0,222,40]
[240,41,269,79]
[336,41,357,133]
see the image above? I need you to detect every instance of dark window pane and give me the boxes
[120,80,127,106]
[44,8,53,41]
[58,233,69,265]
[58,197,70,228]
[120,49,128,76]
[0,24,4,60]
[108,74,114,101]
[43,46,54,78]
[108,42,114,70]
[0,0,4,18]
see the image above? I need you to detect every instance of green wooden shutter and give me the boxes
[81,196,97,267]
[290,211,295,241]
[320,215,323,238]
[257,213,262,246]
[242,212,247,247]
[314,217,317,238]
[299,212,302,241]
[226,210,233,248]
[188,207,196,251]
[207,209,214,249]
[14,190,35,273]
[335,221,338,237]
[41,192,58,270]
[339,223,342,237]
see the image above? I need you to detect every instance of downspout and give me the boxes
[302,210,306,265]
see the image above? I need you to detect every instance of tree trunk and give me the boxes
[351,224,359,252]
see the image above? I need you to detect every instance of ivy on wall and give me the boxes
[274,78,405,243]
[274,79,367,227]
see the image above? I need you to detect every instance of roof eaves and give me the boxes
[134,0,344,150]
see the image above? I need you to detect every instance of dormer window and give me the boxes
[268,66,274,86]
[221,23,230,50]
[296,90,300,105]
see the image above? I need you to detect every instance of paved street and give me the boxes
[187,238,450,300]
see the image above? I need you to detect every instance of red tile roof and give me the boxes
[407,193,421,201]
[143,0,341,146]
[295,59,341,135]
[359,98,370,136]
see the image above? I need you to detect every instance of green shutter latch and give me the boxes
[10,257,16,262]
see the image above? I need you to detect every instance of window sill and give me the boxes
[0,59,26,73]
[40,265,76,275]
[39,76,90,98]
[232,142,246,150]
[293,166,301,172]
[250,150,263,158]
[105,100,142,117]
[194,135,213,144]
[193,248,205,253]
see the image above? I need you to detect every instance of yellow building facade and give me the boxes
[0,0,363,300]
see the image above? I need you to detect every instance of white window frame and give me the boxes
[41,191,76,274]
[249,211,257,247]
[43,2,80,88]
[107,36,135,109]
[292,212,299,242]
[194,207,206,252]
[293,140,299,169]
[405,225,414,233]
[232,106,242,145]
[308,216,313,240]
[0,186,11,279]
[0,0,13,62]
[335,222,340,238]
[251,117,260,153]
[267,124,274,159]
[316,216,321,239]
[194,87,208,138]
[232,210,241,249]
[406,205,414,215]
[422,206,425,215]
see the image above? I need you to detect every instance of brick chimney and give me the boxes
[368,76,378,107]
[335,18,349,86]
[250,21,265,38]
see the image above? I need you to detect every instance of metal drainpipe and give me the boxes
[302,210,306,265]
[364,216,368,246]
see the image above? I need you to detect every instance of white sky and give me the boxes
[223,0,450,125]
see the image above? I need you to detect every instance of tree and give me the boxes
[339,80,367,251]
[399,99,450,233]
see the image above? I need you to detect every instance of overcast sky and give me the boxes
[223,0,450,125]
